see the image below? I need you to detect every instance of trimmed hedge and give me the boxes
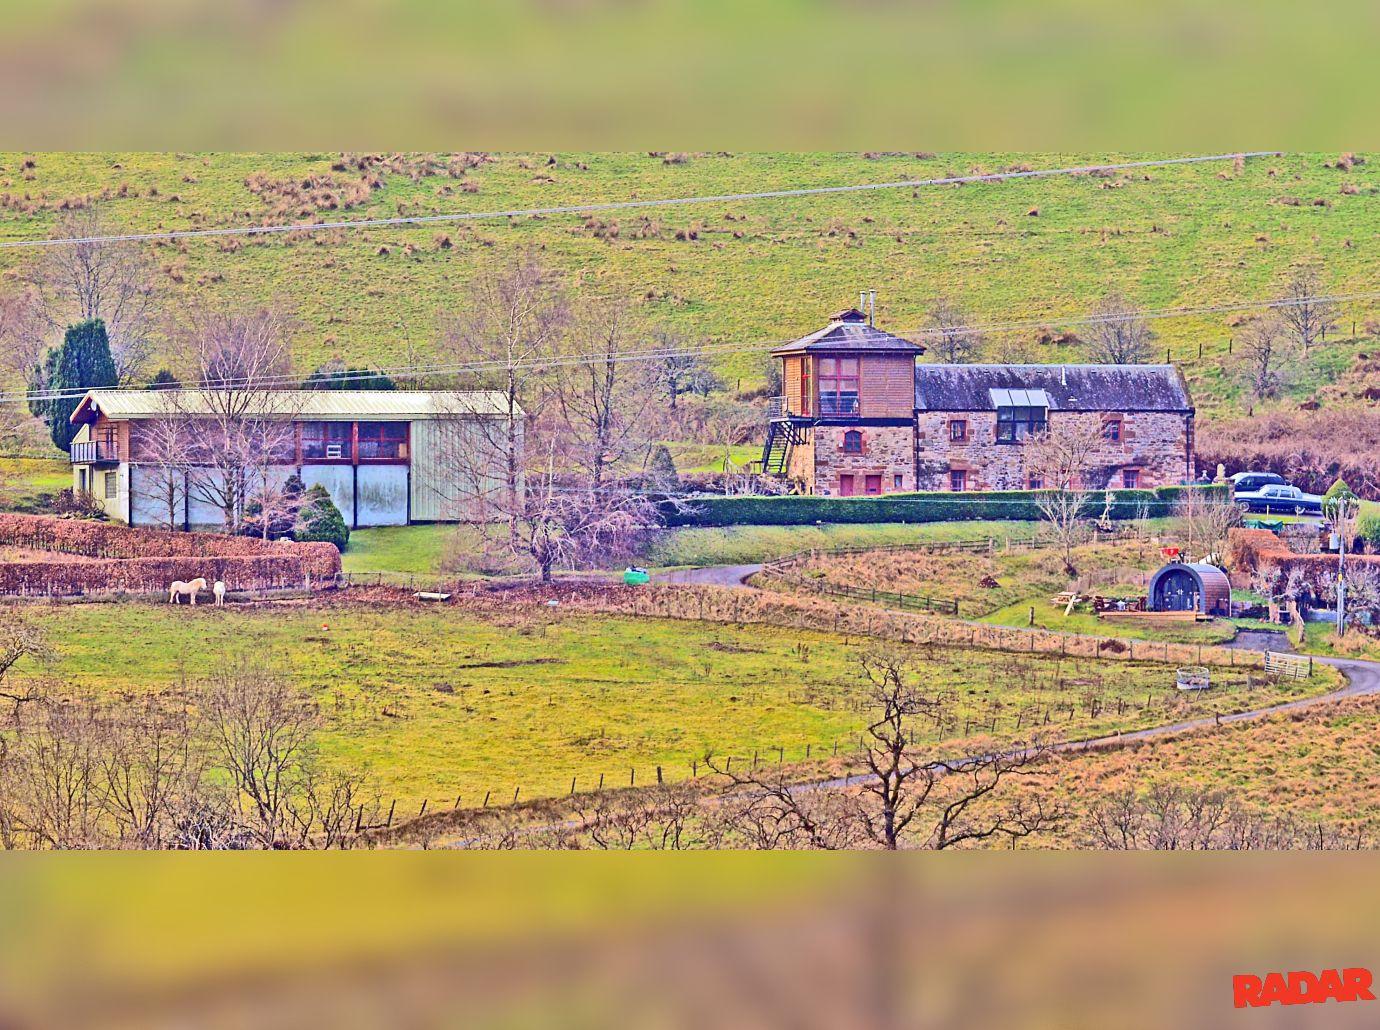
[662,485,1227,528]
[0,514,341,596]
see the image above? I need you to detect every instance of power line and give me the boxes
[7,283,1376,407]
[0,153,1275,251]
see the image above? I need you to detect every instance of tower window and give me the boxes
[842,430,863,454]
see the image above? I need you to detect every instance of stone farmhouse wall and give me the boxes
[806,425,916,495]
[915,410,1192,491]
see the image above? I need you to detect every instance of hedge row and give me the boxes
[662,485,1228,528]
[0,513,311,560]
[1225,527,1380,592]
[0,514,341,596]
[0,554,341,598]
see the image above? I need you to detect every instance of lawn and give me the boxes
[1,152,1376,417]
[342,524,454,576]
[0,456,71,509]
[643,519,1061,568]
[343,519,1061,577]
[26,600,1334,811]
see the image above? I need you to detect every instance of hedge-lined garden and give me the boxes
[662,485,1227,528]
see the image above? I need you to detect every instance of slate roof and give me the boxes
[71,389,516,424]
[771,309,926,357]
[915,364,1193,413]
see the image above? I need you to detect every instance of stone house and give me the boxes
[765,308,1195,495]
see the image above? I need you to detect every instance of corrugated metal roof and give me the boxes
[73,389,516,423]
[917,364,1193,413]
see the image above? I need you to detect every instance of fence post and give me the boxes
[513,786,520,804]
[418,799,428,817]
[386,799,396,827]
[483,790,491,808]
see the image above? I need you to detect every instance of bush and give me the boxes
[241,474,305,540]
[1358,511,1380,548]
[294,485,350,551]
[661,485,1225,528]
[51,488,108,521]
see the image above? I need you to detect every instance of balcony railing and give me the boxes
[766,396,789,419]
[818,394,859,417]
[70,441,120,464]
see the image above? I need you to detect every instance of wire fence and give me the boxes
[374,659,1303,832]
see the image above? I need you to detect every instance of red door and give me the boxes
[839,474,855,497]
[864,474,882,495]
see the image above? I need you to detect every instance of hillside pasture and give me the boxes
[1,152,1378,417]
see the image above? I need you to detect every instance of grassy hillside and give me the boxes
[1,151,1378,417]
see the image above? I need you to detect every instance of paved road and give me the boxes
[652,564,763,587]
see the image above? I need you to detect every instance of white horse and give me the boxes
[168,577,208,605]
[213,580,226,607]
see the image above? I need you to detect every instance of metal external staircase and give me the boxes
[761,419,794,474]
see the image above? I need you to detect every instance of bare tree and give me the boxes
[654,345,721,409]
[856,650,944,849]
[440,250,568,524]
[1084,784,1363,850]
[0,285,47,386]
[554,300,657,492]
[27,209,157,381]
[1175,487,1242,561]
[705,755,867,850]
[0,611,54,720]
[1235,315,1292,400]
[1087,292,1155,364]
[169,304,300,533]
[927,298,983,363]
[1025,421,1101,575]
[502,434,662,582]
[1278,268,1337,352]
[97,695,206,849]
[129,410,194,531]
[200,661,318,848]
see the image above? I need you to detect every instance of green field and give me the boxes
[343,519,1066,576]
[2,152,1376,416]
[28,600,1332,811]
[0,456,71,509]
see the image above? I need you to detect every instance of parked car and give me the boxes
[1234,484,1323,515]
[1230,471,1288,494]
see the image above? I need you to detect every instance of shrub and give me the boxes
[241,474,305,540]
[661,485,1224,528]
[647,445,680,492]
[51,488,107,520]
[1359,511,1380,548]
[294,485,350,550]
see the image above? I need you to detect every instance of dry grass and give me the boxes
[774,538,1171,618]
[1020,694,1380,842]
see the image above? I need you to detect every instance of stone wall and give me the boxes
[915,410,1192,491]
[807,424,915,495]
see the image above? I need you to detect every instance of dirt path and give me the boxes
[652,564,763,587]
[812,655,1380,793]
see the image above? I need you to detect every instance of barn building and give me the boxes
[765,307,1196,495]
[68,389,519,529]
